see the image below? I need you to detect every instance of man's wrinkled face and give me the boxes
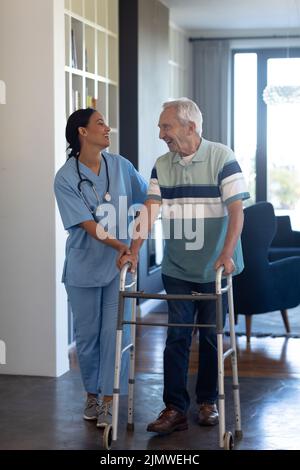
[158,107,191,154]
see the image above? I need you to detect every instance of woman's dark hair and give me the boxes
[65,108,96,159]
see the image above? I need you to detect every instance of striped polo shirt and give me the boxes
[147,138,250,283]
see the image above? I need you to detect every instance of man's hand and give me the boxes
[117,252,139,273]
[214,254,235,275]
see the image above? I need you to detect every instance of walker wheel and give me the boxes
[224,431,234,450]
[102,424,113,450]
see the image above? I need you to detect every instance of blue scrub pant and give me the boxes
[162,274,227,414]
[65,275,130,396]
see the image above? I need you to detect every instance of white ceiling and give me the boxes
[161,0,300,34]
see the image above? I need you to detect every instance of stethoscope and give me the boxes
[75,154,111,222]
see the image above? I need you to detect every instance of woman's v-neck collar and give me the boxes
[77,155,106,180]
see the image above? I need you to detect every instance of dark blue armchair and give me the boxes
[233,202,300,342]
[269,215,300,261]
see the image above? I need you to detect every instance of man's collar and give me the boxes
[172,138,208,163]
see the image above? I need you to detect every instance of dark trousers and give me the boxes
[162,274,227,414]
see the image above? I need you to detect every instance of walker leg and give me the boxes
[112,329,123,442]
[112,291,126,444]
[127,298,137,431]
[217,332,226,449]
[228,283,242,438]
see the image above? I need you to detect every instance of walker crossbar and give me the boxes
[122,321,216,328]
[120,291,218,301]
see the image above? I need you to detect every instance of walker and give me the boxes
[100,264,243,450]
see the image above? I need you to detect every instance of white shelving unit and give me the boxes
[64,0,119,153]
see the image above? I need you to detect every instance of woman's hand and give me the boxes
[117,243,131,263]
[117,252,139,273]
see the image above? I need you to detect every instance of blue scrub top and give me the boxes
[54,152,147,287]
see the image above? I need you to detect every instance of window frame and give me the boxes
[232,47,300,202]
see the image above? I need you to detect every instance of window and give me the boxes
[266,58,300,224]
[233,48,300,229]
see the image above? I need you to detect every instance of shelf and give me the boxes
[97,81,107,120]
[85,25,95,73]
[108,0,118,34]
[71,0,83,17]
[64,1,119,152]
[97,30,106,77]
[96,0,107,28]
[84,0,95,23]
[65,15,70,67]
[108,36,118,82]
[71,18,83,70]
[72,74,83,111]
[86,78,96,108]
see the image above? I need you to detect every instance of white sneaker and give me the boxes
[83,396,99,421]
[97,400,112,427]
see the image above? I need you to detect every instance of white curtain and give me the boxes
[192,40,231,145]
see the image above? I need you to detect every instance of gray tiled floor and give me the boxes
[0,371,299,450]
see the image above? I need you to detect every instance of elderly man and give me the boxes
[119,98,250,434]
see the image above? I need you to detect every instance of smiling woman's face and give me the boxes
[80,111,111,150]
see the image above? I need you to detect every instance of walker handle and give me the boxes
[120,262,137,291]
[216,266,225,294]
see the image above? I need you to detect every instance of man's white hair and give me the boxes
[162,97,203,136]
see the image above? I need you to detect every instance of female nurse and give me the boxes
[54,108,147,427]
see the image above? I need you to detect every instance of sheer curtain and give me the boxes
[192,39,231,145]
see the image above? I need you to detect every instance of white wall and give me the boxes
[138,0,170,181]
[0,0,68,376]
[169,23,193,99]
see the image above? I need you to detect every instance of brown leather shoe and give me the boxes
[198,403,219,426]
[147,405,188,435]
